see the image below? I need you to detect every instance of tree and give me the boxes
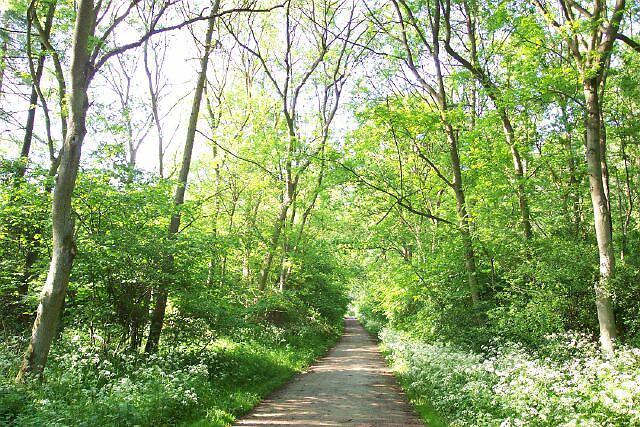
[16,0,180,380]
[441,0,533,240]
[531,0,629,353]
[15,0,97,382]
[145,1,221,353]
[102,52,153,169]
[229,0,361,290]
[387,0,480,304]
[16,0,56,180]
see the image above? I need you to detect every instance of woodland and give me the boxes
[1,0,640,425]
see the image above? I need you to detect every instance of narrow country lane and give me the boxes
[235,318,423,426]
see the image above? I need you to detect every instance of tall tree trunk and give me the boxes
[126,117,137,168]
[560,103,581,237]
[599,69,611,213]
[242,195,261,283]
[584,78,617,353]
[530,0,624,351]
[0,11,8,99]
[277,185,299,291]
[620,138,633,260]
[446,125,480,305]
[442,0,532,239]
[258,123,296,290]
[0,26,9,101]
[257,185,293,290]
[145,5,219,353]
[13,3,57,298]
[391,0,481,303]
[431,9,480,305]
[206,145,221,287]
[219,194,238,286]
[280,148,326,288]
[499,111,532,239]
[16,0,95,382]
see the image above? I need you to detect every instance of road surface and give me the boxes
[235,318,423,426]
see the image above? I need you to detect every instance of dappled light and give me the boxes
[236,319,422,426]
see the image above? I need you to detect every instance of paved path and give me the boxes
[235,318,423,426]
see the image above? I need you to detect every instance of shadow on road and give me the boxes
[234,318,423,426]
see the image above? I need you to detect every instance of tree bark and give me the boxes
[0,34,6,99]
[619,138,633,260]
[447,125,480,304]
[219,194,238,285]
[17,1,56,179]
[242,194,261,283]
[205,144,221,287]
[16,0,95,382]
[432,2,480,304]
[391,0,481,303]
[531,0,625,351]
[258,181,293,290]
[12,3,58,298]
[598,70,611,213]
[560,103,581,237]
[499,110,532,239]
[145,4,219,353]
[279,148,326,288]
[584,79,617,353]
[258,113,297,290]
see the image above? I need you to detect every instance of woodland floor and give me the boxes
[234,318,423,426]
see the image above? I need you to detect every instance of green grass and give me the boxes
[196,332,341,426]
[1,326,342,427]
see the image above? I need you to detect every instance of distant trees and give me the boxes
[227,0,364,291]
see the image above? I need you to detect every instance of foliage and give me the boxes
[376,326,640,426]
[0,158,348,425]
[0,319,342,426]
[2,0,640,425]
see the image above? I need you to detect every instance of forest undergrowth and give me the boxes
[1,287,345,426]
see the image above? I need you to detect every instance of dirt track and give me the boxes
[234,318,423,426]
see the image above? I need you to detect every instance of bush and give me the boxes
[486,238,598,346]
